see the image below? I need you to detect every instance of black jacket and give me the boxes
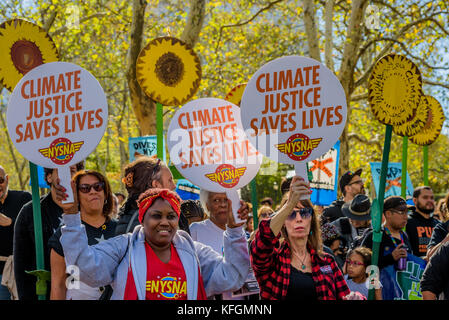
[421,240,449,299]
[405,209,438,257]
[427,220,449,250]
[0,190,32,274]
[321,200,345,224]
[13,193,63,300]
[361,227,412,270]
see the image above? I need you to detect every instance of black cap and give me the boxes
[260,197,273,206]
[342,194,371,221]
[383,196,408,212]
[339,169,363,193]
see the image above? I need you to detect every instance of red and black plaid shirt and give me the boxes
[250,219,350,300]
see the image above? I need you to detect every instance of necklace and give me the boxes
[293,250,308,270]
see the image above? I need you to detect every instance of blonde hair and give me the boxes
[258,205,274,219]
[279,192,323,255]
[438,196,449,222]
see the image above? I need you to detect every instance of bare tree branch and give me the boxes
[354,12,448,89]
[423,79,449,91]
[51,13,108,36]
[350,92,368,101]
[214,0,284,53]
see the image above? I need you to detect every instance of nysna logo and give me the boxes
[205,164,247,188]
[275,133,322,161]
[38,137,84,165]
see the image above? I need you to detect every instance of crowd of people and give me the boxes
[0,159,448,300]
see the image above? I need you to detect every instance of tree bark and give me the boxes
[303,0,321,62]
[337,0,369,174]
[127,0,206,135]
[126,0,154,135]
[181,0,206,46]
[324,0,335,71]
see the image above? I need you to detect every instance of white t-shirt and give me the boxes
[189,219,244,300]
[190,219,225,256]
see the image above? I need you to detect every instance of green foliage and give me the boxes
[0,0,448,200]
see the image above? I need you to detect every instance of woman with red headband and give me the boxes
[57,185,250,300]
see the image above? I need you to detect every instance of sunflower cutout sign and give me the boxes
[367,54,423,301]
[409,95,445,146]
[369,54,422,126]
[409,95,445,185]
[0,19,59,92]
[136,37,201,106]
[225,83,247,107]
[136,37,202,160]
[392,92,429,198]
[393,93,429,137]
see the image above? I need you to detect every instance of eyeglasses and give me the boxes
[348,180,364,186]
[0,176,6,184]
[78,182,105,193]
[390,208,408,216]
[346,260,365,266]
[287,207,314,220]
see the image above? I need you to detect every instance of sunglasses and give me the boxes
[348,180,363,186]
[0,176,6,184]
[390,208,408,216]
[78,182,105,193]
[287,207,314,220]
[346,260,365,266]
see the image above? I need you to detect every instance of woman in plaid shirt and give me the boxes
[250,176,355,300]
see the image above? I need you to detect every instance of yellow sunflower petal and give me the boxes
[369,54,422,125]
[225,83,247,107]
[136,37,201,106]
[393,92,429,137]
[0,19,59,91]
[409,95,445,146]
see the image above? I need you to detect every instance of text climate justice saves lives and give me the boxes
[248,65,344,136]
[14,70,104,144]
[175,104,259,169]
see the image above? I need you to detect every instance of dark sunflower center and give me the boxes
[155,52,184,87]
[11,40,44,75]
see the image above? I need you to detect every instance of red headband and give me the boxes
[138,189,181,223]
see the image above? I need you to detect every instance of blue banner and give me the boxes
[175,179,200,201]
[370,162,414,199]
[129,136,165,162]
[28,165,50,189]
[308,141,340,206]
[380,254,426,300]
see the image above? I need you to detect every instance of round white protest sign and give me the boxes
[6,61,108,168]
[167,98,262,193]
[240,56,347,178]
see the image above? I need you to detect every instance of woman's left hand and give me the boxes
[227,200,249,228]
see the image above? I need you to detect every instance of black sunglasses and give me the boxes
[0,176,6,184]
[78,182,105,193]
[287,207,314,220]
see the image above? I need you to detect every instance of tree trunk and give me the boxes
[324,0,335,71]
[127,0,206,136]
[181,0,206,47]
[303,0,321,62]
[126,0,155,136]
[337,0,369,174]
